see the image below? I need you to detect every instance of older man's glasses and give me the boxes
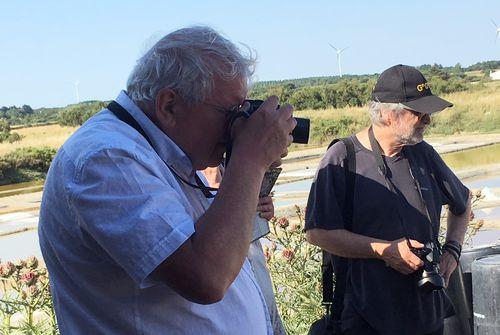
[203,102,243,118]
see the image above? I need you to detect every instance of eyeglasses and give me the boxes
[407,109,430,122]
[203,101,244,119]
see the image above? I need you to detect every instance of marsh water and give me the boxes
[1,144,500,261]
[273,143,500,207]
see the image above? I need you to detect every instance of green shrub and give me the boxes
[311,116,367,144]
[0,119,23,144]
[0,159,13,180]
[3,147,56,172]
[0,147,56,184]
[58,102,106,126]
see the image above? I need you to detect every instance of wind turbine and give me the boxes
[74,81,80,103]
[492,19,500,40]
[328,43,348,77]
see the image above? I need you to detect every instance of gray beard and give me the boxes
[395,131,423,146]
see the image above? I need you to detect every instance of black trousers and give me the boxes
[343,317,443,335]
[342,298,444,335]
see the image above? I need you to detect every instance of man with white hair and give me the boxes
[39,26,295,334]
[305,65,471,335]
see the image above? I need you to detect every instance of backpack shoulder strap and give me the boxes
[321,136,356,316]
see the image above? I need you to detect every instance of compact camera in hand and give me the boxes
[239,99,310,144]
[410,241,445,292]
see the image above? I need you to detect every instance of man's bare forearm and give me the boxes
[193,155,266,285]
[445,194,472,245]
[307,228,426,274]
[156,154,267,304]
[306,228,388,259]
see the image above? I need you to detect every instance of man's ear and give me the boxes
[383,107,394,126]
[155,88,177,127]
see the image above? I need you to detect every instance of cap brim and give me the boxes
[402,95,453,114]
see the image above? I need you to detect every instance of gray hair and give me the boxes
[368,101,407,126]
[127,26,256,107]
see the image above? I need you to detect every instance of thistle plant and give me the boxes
[438,190,486,247]
[265,206,323,335]
[0,256,57,335]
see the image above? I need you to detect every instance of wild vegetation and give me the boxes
[0,119,22,144]
[0,62,499,184]
[0,147,56,185]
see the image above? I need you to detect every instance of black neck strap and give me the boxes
[368,126,435,242]
[107,101,218,199]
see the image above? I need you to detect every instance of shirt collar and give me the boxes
[115,91,195,179]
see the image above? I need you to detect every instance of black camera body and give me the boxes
[242,100,310,144]
[410,241,445,293]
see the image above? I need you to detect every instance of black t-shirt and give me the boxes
[305,135,469,335]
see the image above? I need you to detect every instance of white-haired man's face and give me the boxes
[392,108,431,145]
[155,76,247,170]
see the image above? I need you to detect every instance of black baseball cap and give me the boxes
[372,64,453,114]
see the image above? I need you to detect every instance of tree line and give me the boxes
[1,61,499,128]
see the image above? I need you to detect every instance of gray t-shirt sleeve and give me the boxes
[427,144,470,216]
[305,141,348,231]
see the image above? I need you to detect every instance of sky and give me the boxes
[1,0,500,108]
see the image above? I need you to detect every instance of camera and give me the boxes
[239,99,310,144]
[410,241,445,293]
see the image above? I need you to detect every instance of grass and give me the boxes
[1,80,499,156]
[0,124,78,156]
[294,80,500,146]
[428,81,500,135]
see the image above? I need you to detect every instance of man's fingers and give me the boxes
[257,204,273,212]
[258,96,280,112]
[277,103,293,119]
[270,159,282,168]
[408,254,424,268]
[408,239,424,248]
[258,212,273,221]
[258,196,273,205]
[285,115,297,134]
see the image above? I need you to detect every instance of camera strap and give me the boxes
[106,101,218,199]
[367,127,435,244]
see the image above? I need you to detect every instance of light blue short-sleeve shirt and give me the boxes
[38,91,273,335]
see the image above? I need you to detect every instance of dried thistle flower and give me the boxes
[20,271,37,286]
[15,259,26,270]
[26,256,39,269]
[0,261,16,277]
[282,249,295,262]
[277,217,289,229]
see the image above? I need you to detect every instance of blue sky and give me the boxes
[1,0,500,108]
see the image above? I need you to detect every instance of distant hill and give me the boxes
[1,60,499,127]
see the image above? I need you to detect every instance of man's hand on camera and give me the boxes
[378,238,424,275]
[439,251,458,287]
[257,196,274,221]
[230,96,296,171]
